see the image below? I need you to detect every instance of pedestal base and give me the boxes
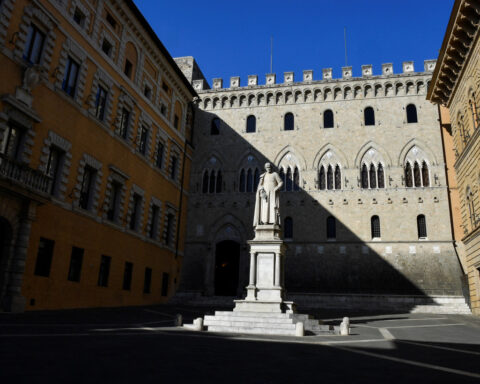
[233,299,296,313]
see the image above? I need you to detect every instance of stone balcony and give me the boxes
[0,154,51,197]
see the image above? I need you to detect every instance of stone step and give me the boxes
[410,305,471,314]
[204,319,297,329]
[215,311,292,318]
[207,325,297,336]
[205,315,296,325]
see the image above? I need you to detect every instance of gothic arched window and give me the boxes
[414,162,421,187]
[324,109,334,128]
[327,165,333,190]
[216,171,222,193]
[202,170,209,193]
[246,115,256,133]
[284,217,293,239]
[405,163,413,187]
[421,162,429,187]
[369,164,377,188]
[319,166,326,190]
[371,215,381,239]
[286,168,292,191]
[279,168,285,191]
[377,164,385,188]
[361,164,368,188]
[364,107,375,126]
[247,169,253,192]
[335,165,341,190]
[417,214,427,239]
[211,118,220,135]
[327,216,336,239]
[406,104,418,123]
[293,167,300,191]
[284,113,294,131]
[254,168,260,191]
[209,170,215,193]
[239,169,245,192]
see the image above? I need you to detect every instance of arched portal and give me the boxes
[214,240,240,296]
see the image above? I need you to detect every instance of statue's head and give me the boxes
[265,162,272,173]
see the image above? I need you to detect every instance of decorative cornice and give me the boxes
[428,0,480,106]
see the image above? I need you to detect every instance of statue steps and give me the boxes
[202,311,333,336]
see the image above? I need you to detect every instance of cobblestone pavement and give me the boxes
[0,305,479,383]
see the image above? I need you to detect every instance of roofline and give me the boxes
[124,0,198,98]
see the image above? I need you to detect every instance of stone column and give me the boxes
[2,201,35,313]
[274,252,281,287]
[248,252,256,286]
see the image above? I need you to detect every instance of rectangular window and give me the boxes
[118,108,130,139]
[155,142,164,169]
[161,272,169,296]
[164,213,174,246]
[144,85,152,99]
[34,238,55,277]
[97,255,111,287]
[149,204,160,239]
[138,126,148,155]
[23,24,45,64]
[79,166,96,210]
[45,146,64,196]
[174,114,179,130]
[62,57,79,97]
[122,261,133,290]
[160,104,167,116]
[162,82,169,93]
[107,181,122,222]
[101,39,112,57]
[67,246,83,282]
[129,193,142,231]
[95,86,108,121]
[73,7,86,27]
[106,13,116,29]
[124,59,132,78]
[0,123,25,161]
[170,155,178,180]
[144,267,152,294]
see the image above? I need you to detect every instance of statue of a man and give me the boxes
[253,163,283,227]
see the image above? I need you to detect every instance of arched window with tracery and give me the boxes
[406,104,418,123]
[369,164,377,188]
[278,152,300,192]
[202,171,209,193]
[360,148,385,189]
[317,151,342,191]
[246,115,256,133]
[209,170,215,193]
[284,113,294,131]
[202,156,223,194]
[293,167,300,191]
[364,107,375,126]
[361,164,368,188]
[377,164,385,188]
[284,217,293,239]
[279,168,285,191]
[216,171,222,193]
[286,168,292,191]
[324,109,334,128]
[404,147,430,188]
[371,215,381,239]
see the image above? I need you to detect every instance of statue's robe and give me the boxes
[253,171,283,227]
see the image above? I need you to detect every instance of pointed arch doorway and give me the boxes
[214,240,240,296]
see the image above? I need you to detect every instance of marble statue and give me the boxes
[253,163,283,227]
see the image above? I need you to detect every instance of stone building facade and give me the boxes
[178,60,467,306]
[0,0,196,311]
[428,0,480,315]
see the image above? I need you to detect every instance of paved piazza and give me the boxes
[0,305,479,383]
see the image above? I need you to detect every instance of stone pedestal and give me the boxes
[233,224,295,313]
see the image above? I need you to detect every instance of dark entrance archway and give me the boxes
[0,217,13,305]
[214,240,240,296]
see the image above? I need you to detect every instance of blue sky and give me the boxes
[133,0,454,86]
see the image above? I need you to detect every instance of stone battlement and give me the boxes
[192,60,437,92]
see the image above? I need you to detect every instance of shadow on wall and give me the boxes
[179,108,464,305]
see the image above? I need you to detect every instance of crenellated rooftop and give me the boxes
[193,60,437,93]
